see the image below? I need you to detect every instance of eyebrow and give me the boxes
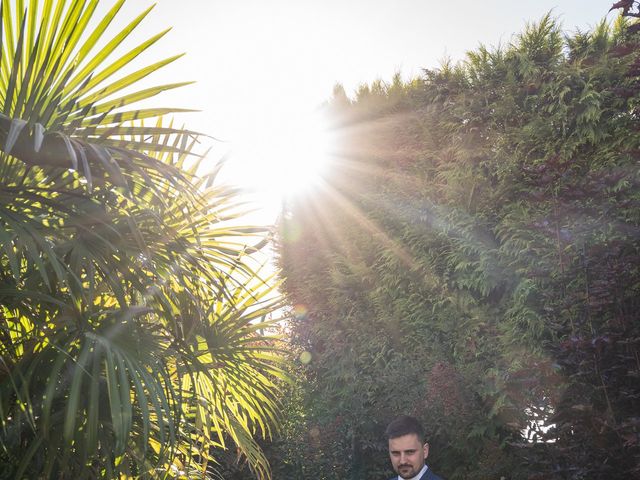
[390,449,417,454]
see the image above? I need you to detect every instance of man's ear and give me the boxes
[423,442,430,459]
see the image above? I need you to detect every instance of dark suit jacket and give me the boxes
[389,465,444,480]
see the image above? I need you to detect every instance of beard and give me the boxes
[396,463,421,479]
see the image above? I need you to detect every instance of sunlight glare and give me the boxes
[225,108,332,220]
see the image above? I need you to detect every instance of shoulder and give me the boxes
[424,469,444,480]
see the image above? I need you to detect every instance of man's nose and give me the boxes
[400,453,408,463]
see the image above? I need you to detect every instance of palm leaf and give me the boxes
[0,0,198,197]
[0,2,286,478]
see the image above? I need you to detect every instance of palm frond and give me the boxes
[0,2,287,478]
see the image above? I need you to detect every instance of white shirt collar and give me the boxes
[399,464,428,480]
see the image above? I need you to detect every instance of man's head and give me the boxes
[386,415,429,479]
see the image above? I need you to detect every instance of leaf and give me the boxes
[32,122,45,151]
[63,339,92,445]
[57,132,78,170]
[4,117,27,154]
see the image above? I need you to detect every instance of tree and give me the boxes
[0,1,285,478]
[277,8,640,480]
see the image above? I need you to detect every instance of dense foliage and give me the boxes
[0,1,285,478]
[277,6,640,480]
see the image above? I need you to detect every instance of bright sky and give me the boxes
[102,0,611,221]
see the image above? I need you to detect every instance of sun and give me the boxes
[223,108,333,219]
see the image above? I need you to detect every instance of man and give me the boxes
[386,415,444,480]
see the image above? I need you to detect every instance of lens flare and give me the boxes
[292,304,308,320]
[299,351,312,364]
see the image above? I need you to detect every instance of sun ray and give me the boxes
[222,108,334,220]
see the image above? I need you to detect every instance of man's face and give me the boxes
[388,433,429,479]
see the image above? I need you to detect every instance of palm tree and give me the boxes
[0,1,285,478]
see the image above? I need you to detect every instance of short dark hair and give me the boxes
[385,415,426,443]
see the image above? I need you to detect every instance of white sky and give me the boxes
[99,0,612,219]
